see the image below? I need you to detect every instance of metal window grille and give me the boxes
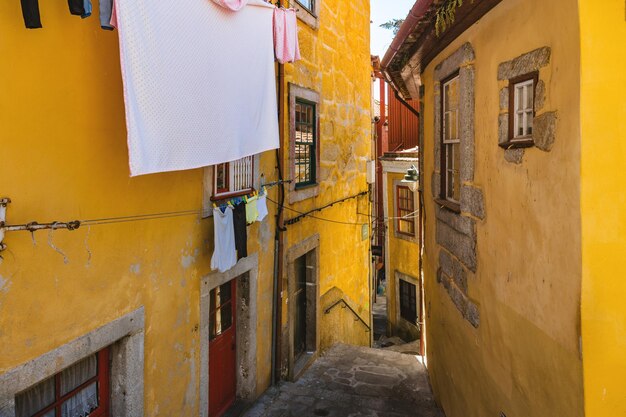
[294,99,316,188]
[399,279,417,324]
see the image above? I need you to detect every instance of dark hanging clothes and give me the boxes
[233,202,247,260]
[68,0,85,16]
[20,0,42,29]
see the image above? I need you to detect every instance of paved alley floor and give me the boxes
[372,295,387,343]
[243,344,445,417]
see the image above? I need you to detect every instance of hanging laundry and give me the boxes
[211,206,238,273]
[82,0,92,18]
[99,0,114,30]
[68,0,85,16]
[109,0,117,28]
[210,0,248,12]
[113,0,279,176]
[20,0,42,29]
[273,8,300,64]
[233,202,248,260]
[257,194,269,222]
[245,196,259,224]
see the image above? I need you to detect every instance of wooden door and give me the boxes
[209,279,237,417]
[294,255,307,360]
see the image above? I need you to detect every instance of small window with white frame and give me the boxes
[440,72,461,207]
[508,72,538,144]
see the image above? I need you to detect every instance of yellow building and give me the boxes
[0,0,371,416]
[382,0,626,416]
[380,151,421,344]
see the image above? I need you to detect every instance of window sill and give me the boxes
[210,188,255,202]
[294,1,319,30]
[499,138,534,149]
[434,198,460,214]
[289,183,319,204]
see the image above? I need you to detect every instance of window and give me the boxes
[441,73,461,206]
[209,281,234,341]
[508,72,538,145]
[294,99,317,188]
[295,0,314,13]
[399,279,417,324]
[15,349,110,417]
[213,156,254,199]
[396,185,415,236]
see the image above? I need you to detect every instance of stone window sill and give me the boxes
[289,183,320,204]
[434,198,460,214]
[498,138,534,150]
[295,3,319,30]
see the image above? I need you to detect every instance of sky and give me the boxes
[370,0,416,58]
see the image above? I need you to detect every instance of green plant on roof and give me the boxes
[435,0,474,36]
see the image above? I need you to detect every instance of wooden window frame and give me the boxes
[211,156,255,201]
[395,185,416,237]
[437,71,461,212]
[294,98,317,189]
[22,348,110,417]
[500,71,539,149]
[399,279,417,324]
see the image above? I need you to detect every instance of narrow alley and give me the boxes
[244,344,444,417]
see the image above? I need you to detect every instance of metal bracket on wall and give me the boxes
[0,198,11,252]
[0,197,81,254]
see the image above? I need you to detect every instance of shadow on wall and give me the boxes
[320,287,371,350]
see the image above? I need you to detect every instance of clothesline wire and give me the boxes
[265,196,367,226]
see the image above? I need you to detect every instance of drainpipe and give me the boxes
[271,58,287,385]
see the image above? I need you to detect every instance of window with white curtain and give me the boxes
[15,348,109,417]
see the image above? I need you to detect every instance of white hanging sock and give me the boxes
[256,194,269,222]
[211,206,238,272]
[113,0,279,176]
[211,0,249,11]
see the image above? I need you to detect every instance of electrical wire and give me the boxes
[265,196,367,226]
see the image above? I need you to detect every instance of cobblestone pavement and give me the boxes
[243,344,445,417]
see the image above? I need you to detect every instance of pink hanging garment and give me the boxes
[211,0,248,11]
[273,8,301,64]
[109,0,117,28]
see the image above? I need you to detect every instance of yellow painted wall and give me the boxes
[384,171,420,341]
[281,0,372,353]
[579,1,626,415]
[0,1,278,415]
[0,0,372,414]
[420,0,583,416]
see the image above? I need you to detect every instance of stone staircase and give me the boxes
[243,344,445,417]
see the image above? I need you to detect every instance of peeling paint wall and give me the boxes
[0,2,279,416]
[419,0,583,416]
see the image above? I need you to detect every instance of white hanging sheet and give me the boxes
[114,0,279,176]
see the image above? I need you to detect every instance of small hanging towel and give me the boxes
[273,8,300,64]
[211,0,249,11]
[211,206,238,273]
[257,194,269,222]
[245,195,259,224]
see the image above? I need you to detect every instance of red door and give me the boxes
[209,279,237,417]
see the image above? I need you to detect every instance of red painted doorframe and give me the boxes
[208,279,237,417]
